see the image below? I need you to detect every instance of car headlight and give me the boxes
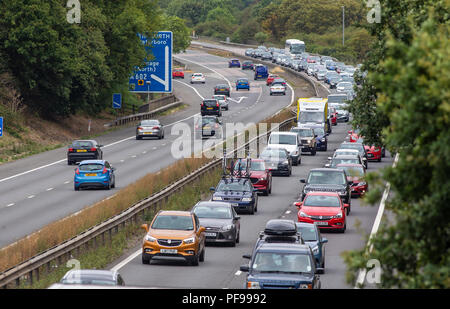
[321,138,326,142]
[334,212,343,219]
[212,196,223,201]
[247,281,261,289]
[290,150,298,156]
[283,160,289,165]
[144,235,156,242]
[312,245,319,254]
[221,224,233,231]
[299,284,312,289]
[183,237,195,244]
[299,211,310,218]
[242,197,252,202]
[259,177,266,181]
[340,191,347,195]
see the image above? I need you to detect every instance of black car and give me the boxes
[201,99,222,117]
[192,201,240,246]
[214,84,230,97]
[67,140,103,165]
[300,168,352,210]
[259,147,292,176]
[195,116,222,139]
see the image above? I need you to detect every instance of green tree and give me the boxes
[254,32,268,45]
[160,14,191,53]
[343,8,450,288]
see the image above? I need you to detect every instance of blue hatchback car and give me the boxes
[74,160,116,191]
[236,78,250,91]
[210,177,258,214]
[296,222,327,271]
[228,59,241,68]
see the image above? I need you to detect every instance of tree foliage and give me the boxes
[0,0,168,118]
[344,2,450,288]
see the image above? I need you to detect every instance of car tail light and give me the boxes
[90,148,97,152]
[75,168,80,175]
[138,126,143,130]
[68,148,74,152]
[102,167,107,174]
[153,126,160,130]
[216,103,219,107]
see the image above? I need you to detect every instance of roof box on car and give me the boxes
[263,219,297,236]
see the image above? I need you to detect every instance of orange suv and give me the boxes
[141,210,206,266]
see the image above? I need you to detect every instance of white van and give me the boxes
[267,132,301,165]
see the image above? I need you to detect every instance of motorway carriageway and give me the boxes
[0,49,293,248]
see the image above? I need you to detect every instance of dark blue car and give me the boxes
[236,78,250,91]
[254,65,268,80]
[228,59,241,68]
[296,222,327,271]
[240,242,322,289]
[210,177,258,214]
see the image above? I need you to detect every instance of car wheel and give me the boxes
[263,189,269,196]
[236,230,240,243]
[68,160,72,165]
[136,135,141,140]
[142,255,150,264]
[106,182,111,190]
[74,185,79,191]
[111,177,115,188]
[270,93,272,96]
[199,247,205,262]
[268,181,272,194]
[190,253,200,266]
[378,157,382,162]
[311,148,317,156]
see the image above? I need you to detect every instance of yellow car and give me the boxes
[141,210,206,266]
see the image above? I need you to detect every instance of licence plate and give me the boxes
[315,221,328,226]
[77,149,87,152]
[207,107,213,110]
[144,132,153,134]
[205,233,217,237]
[160,249,177,254]
[220,89,225,91]
[85,173,97,177]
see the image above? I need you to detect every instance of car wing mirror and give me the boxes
[240,265,250,272]
[210,187,216,192]
[321,238,328,244]
[141,224,149,232]
[300,179,306,183]
[242,254,252,259]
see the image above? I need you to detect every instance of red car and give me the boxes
[364,145,384,162]
[266,74,278,86]
[347,130,363,143]
[336,164,368,197]
[232,159,272,196]
[330,107,338,126]
[295,192,348,233]
[172,68,184,79]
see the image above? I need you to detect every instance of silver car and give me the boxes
[136,119,164,140]
[192,201,241,246]
[213,95,229,110]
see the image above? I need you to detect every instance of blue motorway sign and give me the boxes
[112,93,122,109]
[0,117,2,137]
[129,31,173,93]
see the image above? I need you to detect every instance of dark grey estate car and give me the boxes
[136,119,164,140]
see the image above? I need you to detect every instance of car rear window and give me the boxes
[193,205,232,219]
[203,100,218,107]
[141,120,158,126]
[72,141,93,148]
[79,163,103,171]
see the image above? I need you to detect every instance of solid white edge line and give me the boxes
[354,153,399,289]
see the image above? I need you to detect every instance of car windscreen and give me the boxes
[307,171,346,185]
[303,195,340,207]
[217,181,251,192]
[72,141,93,148]
[252,252,313,274]
[291,128,313,137]
[200,118,216,125]
[331,158,359,166]
[313,128,325,136]
[79,164,103,171]
[234,160,265,171]
[193,205,232,219]
[260,149,288,160]
[269,134,297,145]
[151,215,194,231]
[299,112,324,123]
[296,226,317,241]
[336,166,365,177]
